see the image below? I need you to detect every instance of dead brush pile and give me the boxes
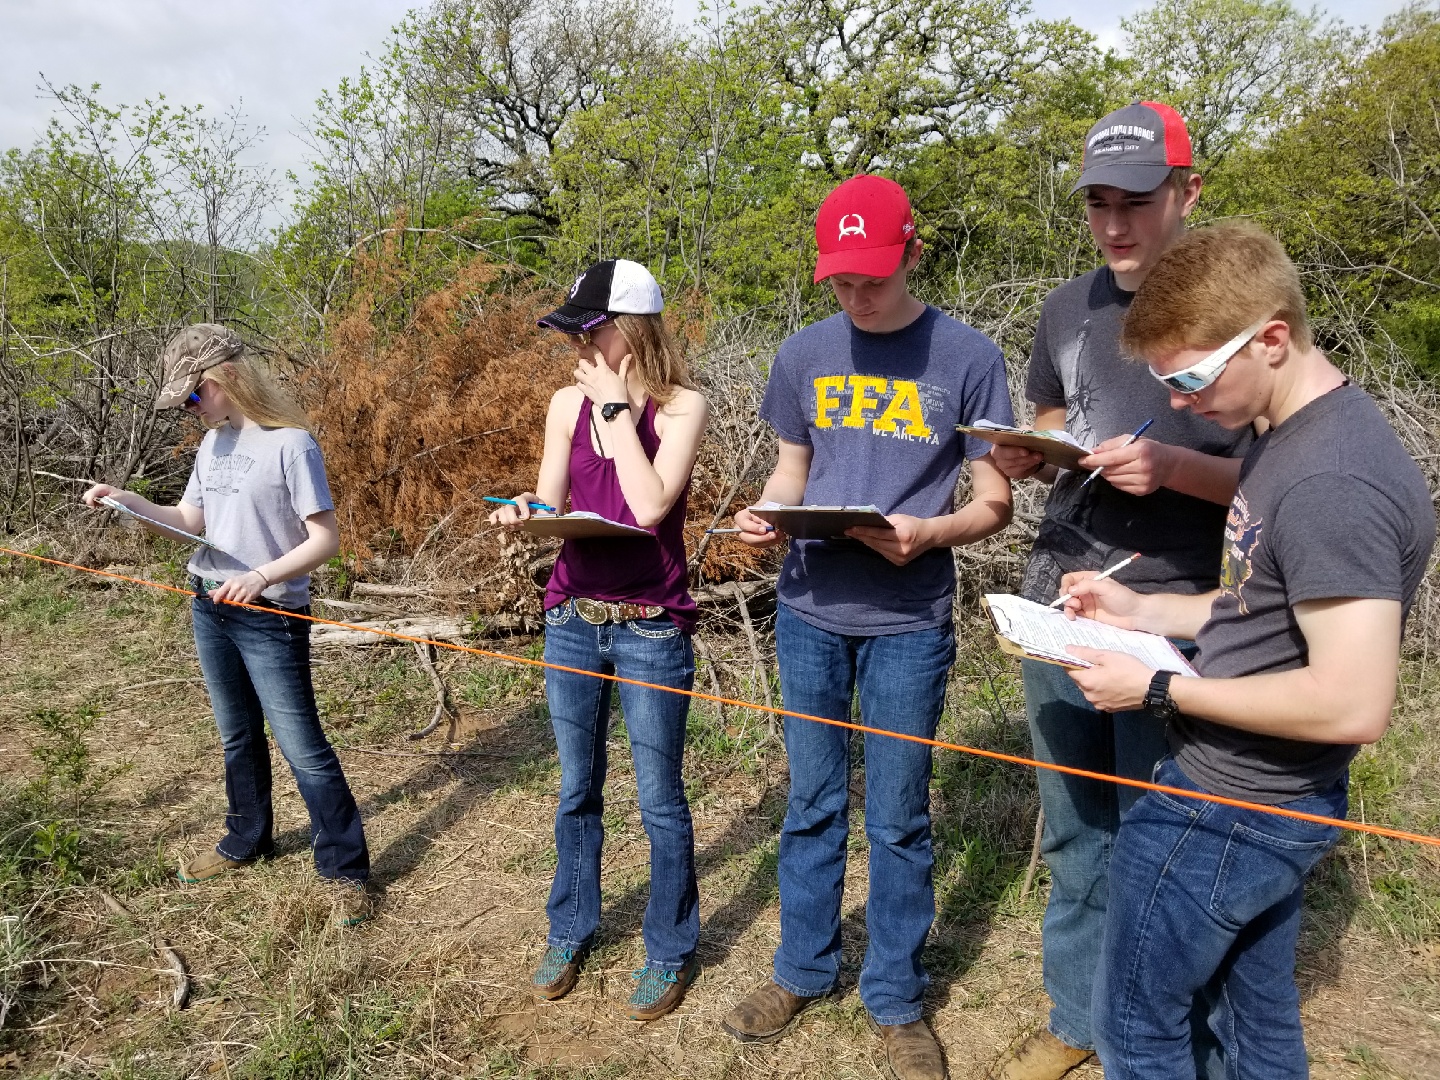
[304,242,566,605]
[302,242,776,619]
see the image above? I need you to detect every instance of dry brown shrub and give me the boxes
[304,237,568,593]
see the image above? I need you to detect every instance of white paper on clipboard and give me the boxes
[983,593,1197,675]
[98,496,239,561]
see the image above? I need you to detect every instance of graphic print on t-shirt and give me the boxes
[809,375,945,444]
[1218,490,1264,615]
[1056,320,1101,449]
[201,451,257,496]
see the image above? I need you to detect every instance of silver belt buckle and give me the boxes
[574,598,610,625]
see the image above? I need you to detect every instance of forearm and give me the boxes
[251,530,339,586]
[1170,666,1394,744]
[607,416,675,524]
[758,462,809,506]
[1162,447,1242,506]
[926,495,1012,548]
[1135,590,1218,640]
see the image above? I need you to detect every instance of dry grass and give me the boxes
[0,559,1437,1078]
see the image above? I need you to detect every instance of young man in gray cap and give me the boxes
[986,102,1251,1079]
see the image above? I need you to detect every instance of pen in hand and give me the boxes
[483,496,558,513]
[1080,418,1154,488]
[1050,551,1143,608]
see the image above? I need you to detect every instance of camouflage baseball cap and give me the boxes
[153,324,245,410]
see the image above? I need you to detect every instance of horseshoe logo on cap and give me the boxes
[568,272,586,299]
[838,214,866,240]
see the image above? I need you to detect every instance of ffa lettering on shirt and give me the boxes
[810,375,942,444]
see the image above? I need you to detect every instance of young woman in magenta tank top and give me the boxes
[489,259,709,1020]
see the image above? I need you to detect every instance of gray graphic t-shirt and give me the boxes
[1022,267,1252,602]
[1176,384,1436,802]
[182,424,335,608]
[760,306,1014,635]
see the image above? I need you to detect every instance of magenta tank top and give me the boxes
[544,397,697,634]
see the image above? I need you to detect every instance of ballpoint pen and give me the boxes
[1050,551,1143,608]
[483,496,558,512]
[1080,418,1154,488]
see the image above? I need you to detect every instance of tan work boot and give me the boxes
[177,848,254,883]
[986,1029,1094,1079]
[721,980,826,1043]
[869,1015,947,1080]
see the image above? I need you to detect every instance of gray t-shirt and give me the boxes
[181,424,335,608]
[1176,384,1436,802]
[1022,267,1252,602]
[760,306,1014,635]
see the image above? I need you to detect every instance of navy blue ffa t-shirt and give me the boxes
[760,305,1014,635]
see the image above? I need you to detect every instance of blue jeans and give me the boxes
[771,604,955,1025]
[1022,656,1174,1050]
[191,589,369,881]
[542,601,698,970]
[1096,757,1346,1079]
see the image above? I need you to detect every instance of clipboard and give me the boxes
[981,594,1197,675]
[957,422,1091,470]
[98,496,239,560]
[747,504,894,540]
[520,512,651,539]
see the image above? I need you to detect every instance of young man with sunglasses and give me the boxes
[987,103,1253,1080]
[1057,219,1434,1078]
[725,175,1014,1080]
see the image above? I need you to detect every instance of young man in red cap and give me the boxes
[724,175,1014,1080]
[986,103,1252,1079]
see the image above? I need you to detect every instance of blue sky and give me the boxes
[0,0,1422,224]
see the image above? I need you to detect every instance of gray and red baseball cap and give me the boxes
[813,174,917,282]
[538,259,663,334]
[1070,101,1193,194]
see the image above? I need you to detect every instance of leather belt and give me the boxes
[569,597,666,625]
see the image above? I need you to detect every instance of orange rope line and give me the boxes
[7,544,1440,851]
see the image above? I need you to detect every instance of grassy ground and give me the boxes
[1,555,1438,1078]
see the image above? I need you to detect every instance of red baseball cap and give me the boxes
[814,175,917,283]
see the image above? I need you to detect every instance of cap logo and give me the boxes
[838,214,867,240]
[568,272,586,300]
[1088,124,1157,148]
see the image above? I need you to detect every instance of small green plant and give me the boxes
[27,703,126,814]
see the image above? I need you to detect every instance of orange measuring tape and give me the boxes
[6,544,1439,850]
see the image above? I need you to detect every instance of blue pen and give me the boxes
[483,496,558,512]
[1080,418,1154,488]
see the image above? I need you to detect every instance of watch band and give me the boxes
[1144,670,1178,719]
[600,401,631,422]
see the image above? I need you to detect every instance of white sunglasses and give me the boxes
[1150,319,1268,394]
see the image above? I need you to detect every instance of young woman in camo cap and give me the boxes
[82,324,372,926]
[489,259,708,1020]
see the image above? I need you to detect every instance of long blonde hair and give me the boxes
[202,358,313,432]
[611,314,696,406]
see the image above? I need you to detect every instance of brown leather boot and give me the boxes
[869,1015,947,1080]
[721,980,826,1043]
[985,1029,1094,1080]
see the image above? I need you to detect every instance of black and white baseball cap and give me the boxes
[538,259,664,334]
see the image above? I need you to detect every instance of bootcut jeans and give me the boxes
[771,603,955,1026]
[541,600,699,971]
[1095,756,1346,1079]
[191,584,369,881]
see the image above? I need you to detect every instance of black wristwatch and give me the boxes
[1143,670,1179,721]
[600,401,631,422]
